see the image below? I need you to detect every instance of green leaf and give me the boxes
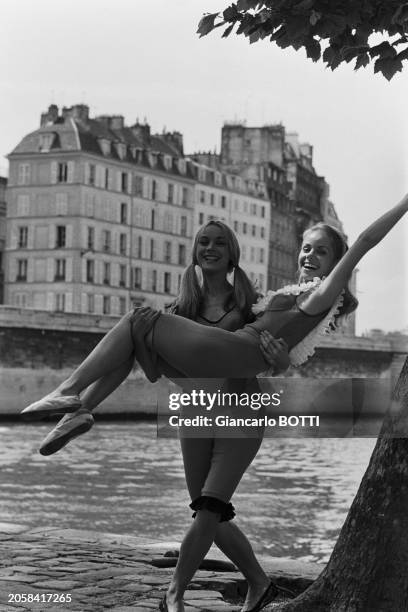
[197,13,220,37]
[397,46,408,61]
[374,57,403,81]
[222,23,235,37]
[236,0,259,10]
[310,10,321,26]
[223,4,240,22]
[354,52,370,71]
[305,38,321,61]
[369,41,397,59]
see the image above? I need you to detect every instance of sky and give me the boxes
[1,0,407,334]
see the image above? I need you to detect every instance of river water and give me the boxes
[0,421,375,564]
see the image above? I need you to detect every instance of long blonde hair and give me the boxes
[172,220,257,322]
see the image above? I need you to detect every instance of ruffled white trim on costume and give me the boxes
[252,278,345,368]
[252,277,322,315]
[288,291,344,366]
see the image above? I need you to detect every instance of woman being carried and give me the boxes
[22,194,407,424]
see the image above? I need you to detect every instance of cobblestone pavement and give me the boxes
[0,523,319,612]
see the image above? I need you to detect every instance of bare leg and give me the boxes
[80,358,134,411]
[214,522,270,611]
[166,509,220,612]
[56,313,135,396]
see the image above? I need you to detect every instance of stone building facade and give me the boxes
[0,176,7,303]
[5,104,269,313]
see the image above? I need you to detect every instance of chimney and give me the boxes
[40,104,59,126]
[61,104,89,124]
[300,143,313,161]
[162,131,184,155]
[131,120,151,143]
[109,115,125,130]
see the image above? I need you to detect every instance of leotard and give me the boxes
[146,284,343,380]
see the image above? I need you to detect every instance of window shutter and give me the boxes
[67,161,75,183]
[50,161,58,184]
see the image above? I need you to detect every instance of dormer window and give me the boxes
[163,155,172,170]
[178,159,186,174]
[39,133,55,152]
[116,142,126,160]
[214,171,222,186]
[98,138,111,156]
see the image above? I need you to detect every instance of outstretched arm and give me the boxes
[302,194,408,315]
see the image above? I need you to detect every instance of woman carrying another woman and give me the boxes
[32,220,290,612]
[23,193,408,609]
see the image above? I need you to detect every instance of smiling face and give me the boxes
[298,228,337,281]
[195,224,231,275]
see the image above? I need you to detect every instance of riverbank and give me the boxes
[0,523,320,611]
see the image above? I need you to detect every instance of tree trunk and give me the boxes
[275,357,408,612]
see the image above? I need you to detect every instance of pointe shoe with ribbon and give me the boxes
[39,409,94,456]
[21,392,82,421]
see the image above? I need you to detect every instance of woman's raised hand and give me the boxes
[260,331,290,374]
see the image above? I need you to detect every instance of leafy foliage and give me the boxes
[197,1,408,79]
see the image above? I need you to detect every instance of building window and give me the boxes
[199,190,205,204]
[180,216,187,237]
[56,193,68,215]
[55,259,66,281]
[151,210,155,230]
[134,175,143,197]
[18,163,31,185]
[133,267,142,289]
[120,202,128,224]
[16,259,28,281]
[105,168,110,189]
[164,241,172,263]
[182,187,188,207]
[221,195,226,209]
[135,235,142,258]
[119,264,127,287]
[199,212,204,225]
[119,297,126,315]
[178,244,186,266]
[261,206,265,218]
[87,164,96,186]
[150,270,157,292]
[252,225,256,237]
[210,193,215,206]
[103,262,111,285]
[260,227,265,238]
[164,272,171,294]
[18,226,28,248]
[87,293,94,313]
[151,180,157,200]
[168,183,174,204]
[121,172,128,193]
[102,230,111,252]
[87,227,95,250]
[58,162,68,183]
[86,259,94,282]
[55,293,65,312]
[243,223,247,235]
[16,194,30,216]
[233,221,238,232]
[119,233,127,255]
[103,296,111,314]
[259,248,265,264]
[150,239,156,260]
[56,225,66,247]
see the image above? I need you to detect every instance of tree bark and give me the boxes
[274,357,408,612]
